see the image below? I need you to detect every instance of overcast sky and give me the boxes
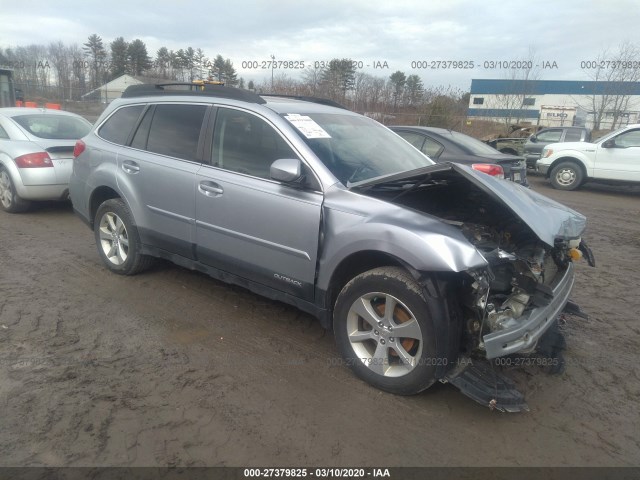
[1,0,639,89]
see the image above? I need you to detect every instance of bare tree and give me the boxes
[48,41,73,100]
[576,41,640,130]
[493,47,541,130]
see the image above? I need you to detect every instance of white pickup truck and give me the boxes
[536,124,640,190]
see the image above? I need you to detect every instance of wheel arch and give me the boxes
[547,156,588,180]
[322,251,465,359]
[328,260,465,383]
[324,250,408,316]
[89,186,121,228]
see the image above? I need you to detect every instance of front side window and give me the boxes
[212,108,299,179]
[99,105,144,145]
[12,114,91,140]
[612,129,640,148]
[146,104,207,161]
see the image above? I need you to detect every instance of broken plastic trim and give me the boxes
[443,359,529,413]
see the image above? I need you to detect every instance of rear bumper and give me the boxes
[525,154,540,168]
[482,263,575,359]
[14,183,70,201]
[503,161,528,186]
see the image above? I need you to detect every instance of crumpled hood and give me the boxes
[351,163,587,246]
[455,164,586,245]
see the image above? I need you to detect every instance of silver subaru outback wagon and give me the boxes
[69,83,594,411]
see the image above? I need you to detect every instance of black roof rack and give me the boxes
[261,94,348,110]
[121,83,267,104]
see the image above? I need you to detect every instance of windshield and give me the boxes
[447,130,503,155]
[283,112,434,185]
[12,114,92,140]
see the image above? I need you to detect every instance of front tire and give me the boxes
[0,167,31,213]
[333,267,447,395]
[550,161,584,190]
[94,198,154,275]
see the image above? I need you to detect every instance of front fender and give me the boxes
[316,202,487,292]
[543,150,593,178]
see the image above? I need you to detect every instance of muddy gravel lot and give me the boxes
[0,175,639,467]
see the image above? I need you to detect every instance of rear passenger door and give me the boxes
[195,107,322,301]
[117,103,209,258]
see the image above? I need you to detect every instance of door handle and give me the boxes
[122,161,140,174]
[199,182,224,196]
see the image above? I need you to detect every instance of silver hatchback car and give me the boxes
[69,84,594,411]
[0,107,92,212]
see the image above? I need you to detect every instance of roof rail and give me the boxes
[261,94,348,110]
[121,83,267,104]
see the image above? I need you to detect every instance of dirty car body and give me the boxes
[69,86,593,412]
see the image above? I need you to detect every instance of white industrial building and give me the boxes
[467,79,640,130]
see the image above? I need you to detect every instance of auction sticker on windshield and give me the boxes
[284,114,331,139]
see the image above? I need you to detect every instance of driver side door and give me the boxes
[595,128,640,181]
[195,107,323,301]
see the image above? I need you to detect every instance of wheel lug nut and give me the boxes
[380,339,386,345]
[389,337,395,342]
[374,330,379,335]
[377,322,383,327]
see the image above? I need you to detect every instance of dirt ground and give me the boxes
[0,174,639,468]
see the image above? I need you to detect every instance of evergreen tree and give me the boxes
[127,39,152,76]
[83,34,107,88]
[110,37,128,78]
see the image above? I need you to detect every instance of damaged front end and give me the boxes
[352,163,595,411]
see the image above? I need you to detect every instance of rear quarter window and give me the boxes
[98,105,145,145]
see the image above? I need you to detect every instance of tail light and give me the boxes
[73,140,86,158]
[472,163,504,178]
[14,152,53,168]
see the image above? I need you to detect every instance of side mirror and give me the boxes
[602,139,615,148]
[529,135,537,143]
[270,158,302,183]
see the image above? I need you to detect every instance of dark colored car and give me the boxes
[524,126,591,169]
[389,126,528,186]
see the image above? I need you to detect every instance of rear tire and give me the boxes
[333,267,448,395]
[94,198,154,275]
[0,167,31,213]
[550,161,584,191]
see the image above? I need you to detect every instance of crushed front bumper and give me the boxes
[482,263,575,359]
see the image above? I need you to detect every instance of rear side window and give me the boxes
[564,129,583,142]
[421,136,444,158]
[395,131,426,150]
[0,124,8,139]
[99,105,144,145]
[146,104,207,161]
[536,129,562,143]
